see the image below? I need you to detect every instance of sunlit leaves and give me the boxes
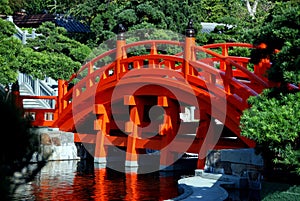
[20,22,91,80]
[16,47,80,80]
[0,0,13,15]
[0,19,22,85]
[240,90,300,173]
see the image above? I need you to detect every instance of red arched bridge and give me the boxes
[15,25,278,171]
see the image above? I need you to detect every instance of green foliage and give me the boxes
[0,19,22,85]
[261,182,300,201]
[240,90,300,174]
[0,0,13,15]
[89,2,119,43]
[269,39,300,84]
[17,47,80,80]
[23,0,50,14]
[7,0,24,13]
[240,2,300,175]
[248,2,300,83]
[0,19,16,39]
[0,19,91,84]
[22,22,91,80]
[117,9,137,27]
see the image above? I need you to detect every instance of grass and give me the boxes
[261,181,300,201]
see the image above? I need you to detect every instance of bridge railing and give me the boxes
[20,29,273,128]
[66,40,268,113]
[21,96,58,127]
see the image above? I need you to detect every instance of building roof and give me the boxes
[55,16,90,33]
[13,14,55,28]
[12,13,90,33]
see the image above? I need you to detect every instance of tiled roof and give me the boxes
[55,17,90,33]
[12,14,90,33]
[13,14,55,28]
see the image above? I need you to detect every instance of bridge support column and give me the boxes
[58,79,67,114]
[94,104,110,165]
[125,123,140,171]
[198,115,224,170]
[124,96,143,171]
[158,97,181,170]
[94,130,108,165]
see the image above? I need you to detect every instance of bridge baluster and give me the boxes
[150,42,158,55]
[149,42,159,68]
[222,44,228,57]
[224,61,234,94]
[220,44,228,70]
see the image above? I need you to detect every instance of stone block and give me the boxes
[51,137,61,146]
[41,133,51,145]
[220,148,263,166]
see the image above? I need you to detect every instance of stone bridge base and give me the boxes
[197,148,264,190]
[31,127,79,162]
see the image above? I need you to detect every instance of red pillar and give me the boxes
[116,24,126,81]
[124,96,143,171]
[94,104,110,165]
[184,19,196,78]
[58,79,67,114]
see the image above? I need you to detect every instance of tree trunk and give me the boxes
[246,0,259,18]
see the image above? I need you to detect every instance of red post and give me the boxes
[220,44,228,70]
[184,19,196,78]
[124,95,143,170]
[58,79,66,114]
[116,24,126,80]
[94,104,110,164]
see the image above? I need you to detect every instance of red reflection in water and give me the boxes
[29,161,180,201]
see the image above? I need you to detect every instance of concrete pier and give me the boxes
[168,148,264,201]
[31,127,79,162]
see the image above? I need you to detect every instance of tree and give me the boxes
[0,18,92,84]
[240,1,300,175]
[0,19,22,85]
[18,21,92,80]
[248,1,300,84]
[0,0,13,15]
[240,90,300,174]
[246,0,259,18]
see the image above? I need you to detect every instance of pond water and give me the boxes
[12,160,194,201]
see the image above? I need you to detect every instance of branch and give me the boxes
[246,0,260,18]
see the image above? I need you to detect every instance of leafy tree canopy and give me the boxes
[240,1,300,175]
[0,19,92,84]
[249,1,300,84]
[0,0,13,15]
[240,90,300,174]
[0,19,22,85]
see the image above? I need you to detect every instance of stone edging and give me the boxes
[167,183,193,201]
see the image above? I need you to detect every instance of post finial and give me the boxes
[186,19,195,37]
[117,24,126,40]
